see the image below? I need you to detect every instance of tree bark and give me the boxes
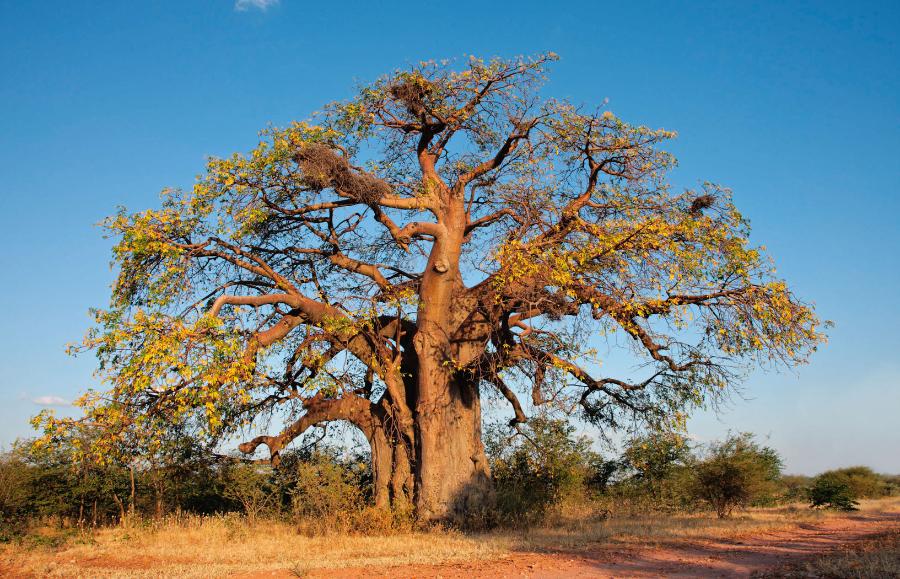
[129,463,136,519]
[369,422,392,509]
[410,195,494,522]
[369,403,415,509]
[413,369,491,522]
[112,493,126,526]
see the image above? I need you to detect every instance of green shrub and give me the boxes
[613,431,695,511]
[883,474,900,497]
[778,474,812,503]
[0,451,32,539]
[0,452,31,514]
[808,473,859,511]
[820,466,886,499]
[222,463,276,523]
[486,417,599,525]
[692,433,782,518]
[289,451,366,532]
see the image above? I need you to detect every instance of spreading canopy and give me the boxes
[35,55,825,504]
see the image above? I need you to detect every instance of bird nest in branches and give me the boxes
[389,78,433,118]
[294,144,390,205]
[689,194,716,215]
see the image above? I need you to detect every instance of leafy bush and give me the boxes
[820,466,886,499]
[692,433,782,518]
[613,431,695,511]
[808,473,859,511]
[805,466,887,512]
[0,450,32,538]
[221,463,276,523]
[486,417,600,525]
[883,474,900,497]
[17,438,136,526]
[6,420,894,538]
[289,450,367,533]
[268,444,405,534]
[777,474,812,503]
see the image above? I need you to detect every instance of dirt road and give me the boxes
[313,511,900,578]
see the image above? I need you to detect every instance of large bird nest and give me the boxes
[689,194,716,215]
[294,144,390,205]
[389,77,433,118]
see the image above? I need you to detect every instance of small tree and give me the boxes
[692,433,782,518]
[617,431,694,509]
[808,473,860,511]
[0,450,32,535]
[222,463,275,523]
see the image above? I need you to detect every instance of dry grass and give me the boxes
[3,498,898,578]
[506,497,899,551]
[0,514,505,578]
[756,527,900,578]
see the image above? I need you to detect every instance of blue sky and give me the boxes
[1,0,897,474]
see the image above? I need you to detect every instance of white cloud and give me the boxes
[31,395,70,407]
[235,0,279,11]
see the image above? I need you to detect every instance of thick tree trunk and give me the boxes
[410,199,494,522]
[369,401,414,509]
[390,441,414,507]
[413,353,492,522]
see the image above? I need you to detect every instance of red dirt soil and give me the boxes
[303,511,900,578]
[5,511,896,578]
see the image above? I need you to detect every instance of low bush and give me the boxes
[692,433,783,518]
[808,473,859,511]
[612,432,695,512]
[777,474,812,503]
[486,417,600,525]
[289,450,366,533]
[221,463,276,524]
[3,425,896,539]
[821,466,886,499]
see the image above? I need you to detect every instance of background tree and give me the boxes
[692,432,783,518]
[618,431,694,506]
[818,466,886,499]
[34,54,826,522]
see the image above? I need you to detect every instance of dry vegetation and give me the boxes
[757,527,900,578]
[4,498,898,578]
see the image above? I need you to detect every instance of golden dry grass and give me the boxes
[505,497,900,551]
[757,527,900,578]
[3,497,898,578]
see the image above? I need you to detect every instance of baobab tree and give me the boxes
[35,54,826,522]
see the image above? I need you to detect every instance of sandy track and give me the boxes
[310,511,900,578]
